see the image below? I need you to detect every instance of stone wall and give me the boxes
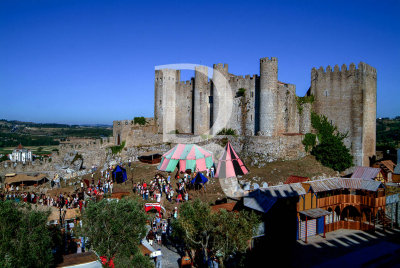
[310,62,377,166]
[0,138,113,177]
[114,57,376,167]
[113,118,156,147]
[176,79,193,133]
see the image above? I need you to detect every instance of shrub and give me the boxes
[110,141,125,155]
[302,133,316,152]
[236,88,246,97]
[296,95,314,114]
[217,128,237,136]
[133,117,147,126]
[304,112,353,172]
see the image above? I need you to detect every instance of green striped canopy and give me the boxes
[158,144,214,172]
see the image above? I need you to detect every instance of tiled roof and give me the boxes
[376,160,396,173]
[244,183,306,213]
[211,202,237,213]
[285,175,309,184]
[259,183,307,198]
[351,166,381,180]
[299,208,331,219]
[306,177,383,192]
[340,178,383,192]
[306,178,343,192]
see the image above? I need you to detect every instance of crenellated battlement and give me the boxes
[178,80,193,85]
[260,57,278,63]
[228,74,258,83]
[213,63,229,73]
[312,62,376,76]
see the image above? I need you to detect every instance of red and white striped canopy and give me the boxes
[215,141,249,178]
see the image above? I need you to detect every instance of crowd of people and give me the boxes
[132,170,209,204]
[147,214,170,246]
[0,191,85,211]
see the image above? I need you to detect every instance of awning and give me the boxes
[299,208,331,219]
[5,173,47,184]
[140,151,163,157]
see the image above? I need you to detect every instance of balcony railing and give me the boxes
[317,194,385,208]
[325,220,374,232]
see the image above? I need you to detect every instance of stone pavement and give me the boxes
[153,242,182,268]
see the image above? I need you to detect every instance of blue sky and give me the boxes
[0,0,399,124]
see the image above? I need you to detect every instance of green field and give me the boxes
[0,145,59,155]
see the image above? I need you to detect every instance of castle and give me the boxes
[113,57,376,167]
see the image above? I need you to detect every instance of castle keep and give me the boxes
[114,57,377,167]
[154,58,310,136]
[309,63,377,167]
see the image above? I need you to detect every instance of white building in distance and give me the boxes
[9,144,32,163]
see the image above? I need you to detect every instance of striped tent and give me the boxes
[215,141,249,178]
[158,144,213,172]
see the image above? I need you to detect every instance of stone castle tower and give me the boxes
[114,57,376,167]
[154,57,310,137]
[309,62,377,166]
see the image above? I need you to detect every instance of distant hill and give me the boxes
[0,119,113,148]
[376,116,400,151]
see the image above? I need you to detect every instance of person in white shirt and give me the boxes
[110,181,113,194]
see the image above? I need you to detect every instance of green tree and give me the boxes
[80,198,151,268]
[172,199,260,265]
[172,199,216,262]
[312,139,353,172]
[212,209,259,264]
[304,112,353,172]
[0,201,54,268]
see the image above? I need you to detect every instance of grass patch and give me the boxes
[110,141,126,155]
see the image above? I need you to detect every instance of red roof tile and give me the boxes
[210,202,236,213]
[375,160,396,173]
[285,175,309,184]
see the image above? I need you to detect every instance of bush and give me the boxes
[133,117,147,126]
[296,95,314,114]
[110,141,125,155]
[236,88,246,97]
[217,128,237,136]
[302,133,316,152]
[305,112,353,172]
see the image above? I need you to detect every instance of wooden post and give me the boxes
[369,211,372,231]
[305,216,308,244]
[323,215,326,238]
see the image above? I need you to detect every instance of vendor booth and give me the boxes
[112,165,127,183]
[158,144,213,172]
